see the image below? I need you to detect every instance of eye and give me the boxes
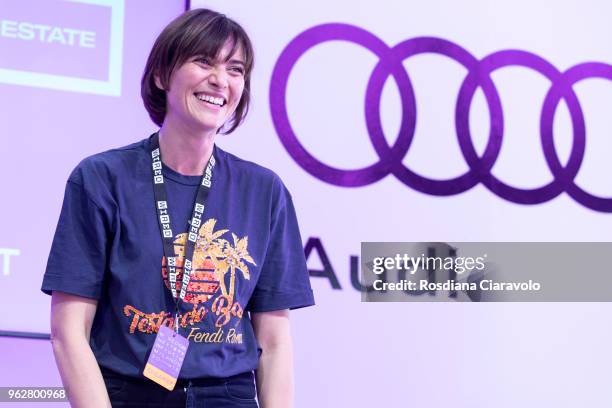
[195,57,212,66]
[229,66,245,75]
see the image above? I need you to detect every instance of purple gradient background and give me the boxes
[3,0,612,407]
[0,0,185,403]
[0,337,66,407]
[0,0,184,334]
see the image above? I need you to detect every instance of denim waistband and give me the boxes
[100,365,254,389]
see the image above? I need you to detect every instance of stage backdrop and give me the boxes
[0,0,183,334]
[1,0,611,406]
[0,1,185,405]
[188,1,609,407]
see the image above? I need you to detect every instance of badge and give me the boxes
[143,325,189,391]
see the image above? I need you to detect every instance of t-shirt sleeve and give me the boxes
[246,178,315,313]
[41,180,111,299]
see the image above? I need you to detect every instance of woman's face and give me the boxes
[161,40,246,134]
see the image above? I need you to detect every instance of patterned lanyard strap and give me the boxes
[150,132,216,331]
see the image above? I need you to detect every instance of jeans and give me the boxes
[101,366,259,408]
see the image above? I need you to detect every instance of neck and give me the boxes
[158,118,216,176]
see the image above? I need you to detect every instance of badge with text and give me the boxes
[143,325,189,391]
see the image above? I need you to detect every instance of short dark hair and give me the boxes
[141,9,254,134]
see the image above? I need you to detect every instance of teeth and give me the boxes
[196,93,224,106]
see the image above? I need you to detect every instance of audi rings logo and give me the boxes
[269,23,612,212]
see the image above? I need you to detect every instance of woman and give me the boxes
[42,9,314,408]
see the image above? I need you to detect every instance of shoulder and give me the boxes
[68,138,148,186]
[218,147,286,193]
[65,138,150,211]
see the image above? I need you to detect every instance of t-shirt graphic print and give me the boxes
[124,219,256,344]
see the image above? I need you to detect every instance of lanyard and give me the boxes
[150,132,215,332]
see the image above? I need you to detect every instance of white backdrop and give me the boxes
[0,1,609,406]
[192,1,612,406]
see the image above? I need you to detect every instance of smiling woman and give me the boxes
[141,10,254,135]
[156,43,246,140]
[41,8,314,408]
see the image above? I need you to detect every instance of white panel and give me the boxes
[192,1,612,406]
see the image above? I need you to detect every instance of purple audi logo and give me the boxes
[269,23,612,212]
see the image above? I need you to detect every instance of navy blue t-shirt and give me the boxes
[41,136,314,379]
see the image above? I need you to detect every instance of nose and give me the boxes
[207,67,229,89]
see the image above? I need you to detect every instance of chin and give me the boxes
[191,117,224,133]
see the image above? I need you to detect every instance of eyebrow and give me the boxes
[226,58,245,66]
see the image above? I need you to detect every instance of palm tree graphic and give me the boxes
[193,219,228,268]
[216,233,256,304]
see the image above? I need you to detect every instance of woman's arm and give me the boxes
[252,309,294,408]
[50,291,111,408]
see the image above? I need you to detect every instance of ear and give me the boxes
[154,74,164,91]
